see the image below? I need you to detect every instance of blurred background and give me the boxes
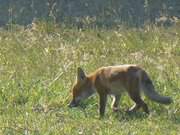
[0,0,179,27]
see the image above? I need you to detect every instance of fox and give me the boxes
[69,65,172,117]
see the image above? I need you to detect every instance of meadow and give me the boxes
[0,23,179,135]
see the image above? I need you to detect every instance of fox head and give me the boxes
[69,67,95,107]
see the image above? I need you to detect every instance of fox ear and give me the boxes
[77,67,86,81]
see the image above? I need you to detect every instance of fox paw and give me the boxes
[125,108,136,114]
[113,107,119,112]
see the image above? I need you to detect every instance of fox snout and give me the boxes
[68,99,80,108]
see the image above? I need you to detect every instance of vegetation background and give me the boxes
[0,0,179,27]
[0,0,180,135]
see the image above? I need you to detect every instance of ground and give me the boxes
[0,24,179,135]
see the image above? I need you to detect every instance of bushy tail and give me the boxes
[141,71,172,104]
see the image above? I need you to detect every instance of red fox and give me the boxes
[69,65,172,117]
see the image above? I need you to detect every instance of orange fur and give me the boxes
[69,65,172,116]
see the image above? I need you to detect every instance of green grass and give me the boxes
[0,24,180,135]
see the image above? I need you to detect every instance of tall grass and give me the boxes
[0,23,179,135]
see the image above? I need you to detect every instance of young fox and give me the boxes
[69,65,172,116]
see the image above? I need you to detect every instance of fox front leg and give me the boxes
[99,94,107,117]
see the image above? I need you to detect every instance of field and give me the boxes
[0,23,180,135]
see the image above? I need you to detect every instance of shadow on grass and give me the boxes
[73,103,149,121]
[169,111,180,125]
[112,110,149,122]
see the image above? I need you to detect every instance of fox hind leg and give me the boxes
[111,95,121,112]
[128,91,149,114]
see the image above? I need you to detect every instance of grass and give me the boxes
[0,23,179,135]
